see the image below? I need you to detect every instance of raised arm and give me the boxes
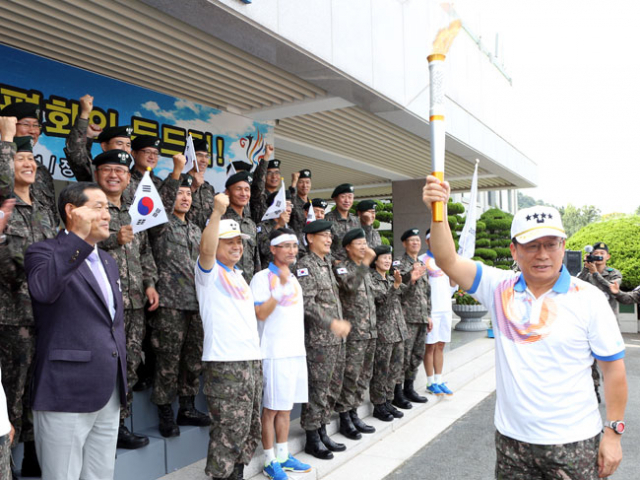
[422,175,477,291]
[198,193,229,271]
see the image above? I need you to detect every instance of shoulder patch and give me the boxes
[296,268,309,277]
[336,267,348,275]
[392,260,401,266]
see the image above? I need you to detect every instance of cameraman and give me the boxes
[577,242,622,318]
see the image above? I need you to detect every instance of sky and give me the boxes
[463,1,640,214]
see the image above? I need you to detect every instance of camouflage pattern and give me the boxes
[577,266,622,316]
[334,259,377,340]
[222,206,260,284]
[122,168,164,207]
[187,181,216,232]
[0,325,35,444]
[149,214,202,311]
[64,116,95,182]
[495,430,600,480]
[256,219,277,270]
[395,253,431,324]
[289,192,307,234]
[249,157,268,223]
[150,307,204,405]
[98,202,157,310]
[369,270,409,343]
[300,342,346,431]
[362,224,382,248]
[0,432,10,479]
[0,141,12,202]
[203,360,262,479]
[369,340,404,404]
[613,285,640,304]
[325,209,360,264]
[33,163,59,228]
[335,339,376,412]
[404,323,428,381]
[121,308,146,419]
[296,252,344,347]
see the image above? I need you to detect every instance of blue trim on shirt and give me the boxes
[254,301,266,306]
[514,274,527,292]
[426,250,434,259]
[268,262,280,275]
[467,262,483,294]
[592,350,625,362]
[513,265,570,294]
[198,261,213,273]
[216,260,232,272]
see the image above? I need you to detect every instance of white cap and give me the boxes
[218,219,250,240]
[510,206,566,244]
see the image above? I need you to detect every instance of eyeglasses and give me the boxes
[519,239,564,254]
[16,122,42,130]
[98,166,129,176]
[139,149,159,158]
[266,170,281,176]
[275,243,299,250]
[196,152,211,160]
[314,232,332,239]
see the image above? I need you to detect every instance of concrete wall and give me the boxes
[392,178,431,256]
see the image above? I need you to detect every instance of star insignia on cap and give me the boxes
[526,215,531,221]
[540,213,546,219]
[548,213,553,219]
[532,213,539,219]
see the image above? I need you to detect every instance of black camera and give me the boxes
[584,245,603,263]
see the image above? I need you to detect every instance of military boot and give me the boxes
[338,412,362,440]
[117,419,149,449]
[177,395,211,426]
[233,462,245,480]
[157,404,180,437]
[373,403,394,422]
[349,409,375,433]
[392,383,412,410]
[386,400,404,418]
[403,379,428,403]
[21,440,42,477]
[304,429,334,459]
[319,424,346,452]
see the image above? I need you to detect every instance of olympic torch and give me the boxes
[428,19,461,222]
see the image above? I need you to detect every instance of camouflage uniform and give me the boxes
[98,202,157,418]
[577,266,622,316]
[289,193,307,234]
[256,219,277,270]
[221,206,260,284]
[324,209,360,264]
[613,285,640,305]
[495,431,600,480]
[149,214,204,406]
[369,270,408,405]
[249,157,268,223]
[203,360,262,478]
[333,259,377,412]
[0,433,10,478]
[362,224,382,248]
[395,253,431,381]
[187,181,216,232]
[122,168,164,207]
[296,252,346,431]
[64,116,96,182]
[0,141,57,443]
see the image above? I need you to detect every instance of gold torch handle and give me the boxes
[431,171,444,222]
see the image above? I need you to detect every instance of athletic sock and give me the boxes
[427,375,435,386]
[435,374,442,384]
[264,448,276,466]
[276,442,289,463]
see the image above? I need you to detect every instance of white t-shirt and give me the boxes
[469,262,625,445]
[420,250,455,314]
[250,263,306,359]
[195,258,261,362]
[0,367,10,437]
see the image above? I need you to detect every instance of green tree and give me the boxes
[560,204,601,237]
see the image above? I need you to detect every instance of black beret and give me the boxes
[299,169,311,179]
[401,228,420,242]
[132,135,161,151]
[356,199,377,212]
[192,138,208,152]
[311,198,328,210]
[14,136,34,153]
[342,227,366,247]
[302,220,332,234]
[226,161,252,174]
[266,189,292,207]
[92,149,132,168]
[268,159,281,169]
[371,244,393,267]
[180,174,193,188]
[593,242,608,252]
[0,102,40,120]
[225,170,253,189]
[332,183,354,198]
[97,125,133,143]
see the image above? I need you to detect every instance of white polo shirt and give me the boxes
[195,258,261,362]
[250,263,306,360]
[0,367,10,437]
[469,263,625,445]
[420,250,455,314]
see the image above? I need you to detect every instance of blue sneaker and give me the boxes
[426,383,444,396]
[438,383,453,396]
[280,454,312,473]
[264,460,288,480]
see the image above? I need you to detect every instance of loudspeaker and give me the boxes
[564,250,582,276]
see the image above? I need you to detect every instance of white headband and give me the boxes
[270,234,299,246]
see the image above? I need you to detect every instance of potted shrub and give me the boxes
[452,289,489,331]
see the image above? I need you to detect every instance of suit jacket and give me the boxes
[25,230,127,413]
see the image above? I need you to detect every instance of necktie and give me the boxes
[87,251,109,306]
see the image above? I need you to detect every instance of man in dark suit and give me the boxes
[24,182,127,479]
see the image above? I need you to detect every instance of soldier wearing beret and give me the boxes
[393,228,432,407]
[222,170,261,284]
[356,199,382,248]
[257,189,293,270]
[325,183,360,264]
[90,150,161,449]
[333,228,378,439]
[306,198,328,221]
[289,169,312,234]
[295,220,351,460]
[185,138,217,232]
[249,144,277,223]
[122,134,164,205]
[0,102,59,227]
[148,173,210,438]
[369,245,408,421]
[0,121,57,475]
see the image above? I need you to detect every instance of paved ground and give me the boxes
[384,333,640,480]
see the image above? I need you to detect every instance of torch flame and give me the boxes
[431,19,462,55]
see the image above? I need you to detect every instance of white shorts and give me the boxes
[262,356,308,411]
[426,311,452,344]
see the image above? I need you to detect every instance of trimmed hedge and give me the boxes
[475,248,498,261]
[476,238,491,248]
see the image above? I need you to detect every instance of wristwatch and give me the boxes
[605,420,625,434]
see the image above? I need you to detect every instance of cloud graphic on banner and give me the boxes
[141,101,177,120]
[174,99,200,115]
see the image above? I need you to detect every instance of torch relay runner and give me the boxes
[422,175,627,479]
